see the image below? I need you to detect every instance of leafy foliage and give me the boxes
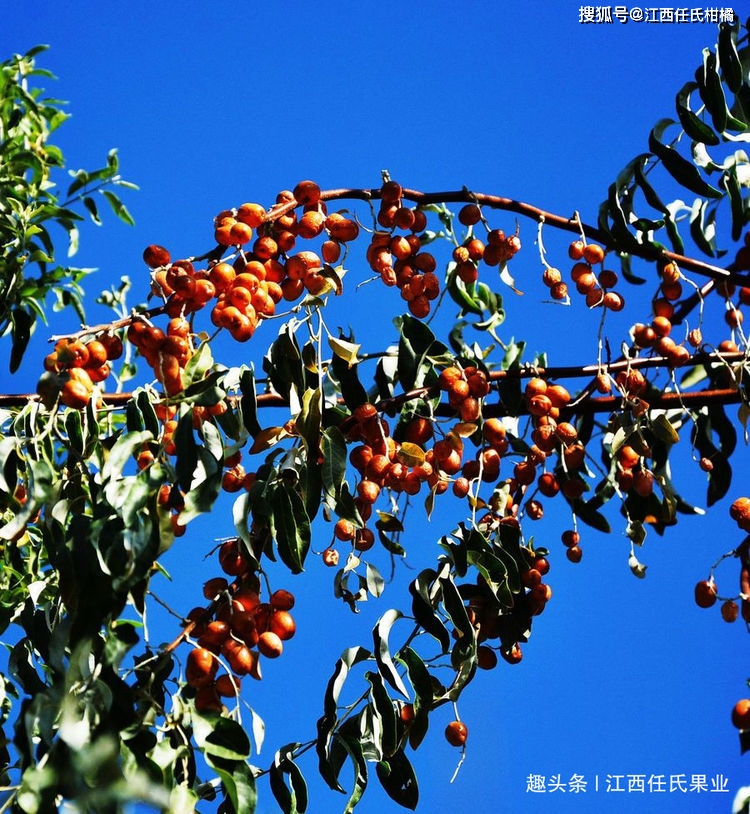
[0,45,136,372]
[1,24,750,813]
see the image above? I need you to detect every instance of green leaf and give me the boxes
[723,165,745,242]
[365,670,398,760]
[182,341,213,389]
[689,198,718,257]
[651,413,680,446]
[269,745,308,814]
[174,409,198,493]
[321,426,347,501]
[718,20,743,94]
[376,749,419,810]
[270,484,311,573]
[101,189,135,226]
[439,571,476,667]
[648,122,723,199]
[330,332,369,411]
[102,429,152,486]
[567,495,611,533]
[9,306,34,373]
[675,82,720,145]
[396,314,443,391]
[408,569,450,652]
[373,609,409,698]
[205,755,257,814]
[316,646,372,793]
[396,647,432,749]
[698,46,747,133]
[296,387,322,459]
[204,717,251,761]
[365,563,385,598]
[336,726,368,813]
[127,388,160,437]
[329,335,361,366]
[264,321,305,402]
[239,366,262,438]
[82,195,102,224]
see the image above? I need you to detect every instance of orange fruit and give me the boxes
[721,600,739,623]
[731,699,750,730]
[582,243,605,264]
[477,645,498,670]
[143,244,171,268]
[194,685,222,713]
[354,528,375,552]
[334,518,356,541]
[218,539,249,577]
[444,720,468,747]
[269,610,296,641]
[203,577,229,601]
[258,630,284,659]
[215,673,242,697]
[197,620,231,653]
[186,647,218,689]
[694,579,717,608]
[270,589,295,611]
[568,240,585,260]
[236,202,266,228]
[458,203,481,226]
[293,180,321,206]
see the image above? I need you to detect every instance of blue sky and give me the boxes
[3,3,749,813]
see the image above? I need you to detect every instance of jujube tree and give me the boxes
[1,21,750,813]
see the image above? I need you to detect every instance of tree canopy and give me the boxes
[1,18,750,813]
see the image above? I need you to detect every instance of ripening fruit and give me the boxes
[477,645,498,670]
[203,577,229,600]
[322,547,340,567]
[721,600,739,623]
[731,699,750,730]
[143,244,171,268]
[582,243,605,265]
[270,589,295,611]
[293,180,321,206]
[334,518,356,541]
[694,579,717,608]
[458,203,482,226]
[219,539,249,576]
[194,685,222,713]
[444,720,468,747]
[215,673,242,698]
[501,642,523,664]
[561,530,580,548]
[269,610,296,641]
[566,546,583,563]
[186,647,218,689]
[60,377,92,410]
[568,240,585,261]
[399,702,415,727]
[258,630,284,658]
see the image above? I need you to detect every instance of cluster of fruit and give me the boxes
[694,499,750,630]
[220,450,256,494]
[184,546,296,713]
[453,202,522,280]
[564,240,624,311]
[459,550,553,669]
[37,333,123,409]
[126,316,196,396]
[366,182,440,319]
